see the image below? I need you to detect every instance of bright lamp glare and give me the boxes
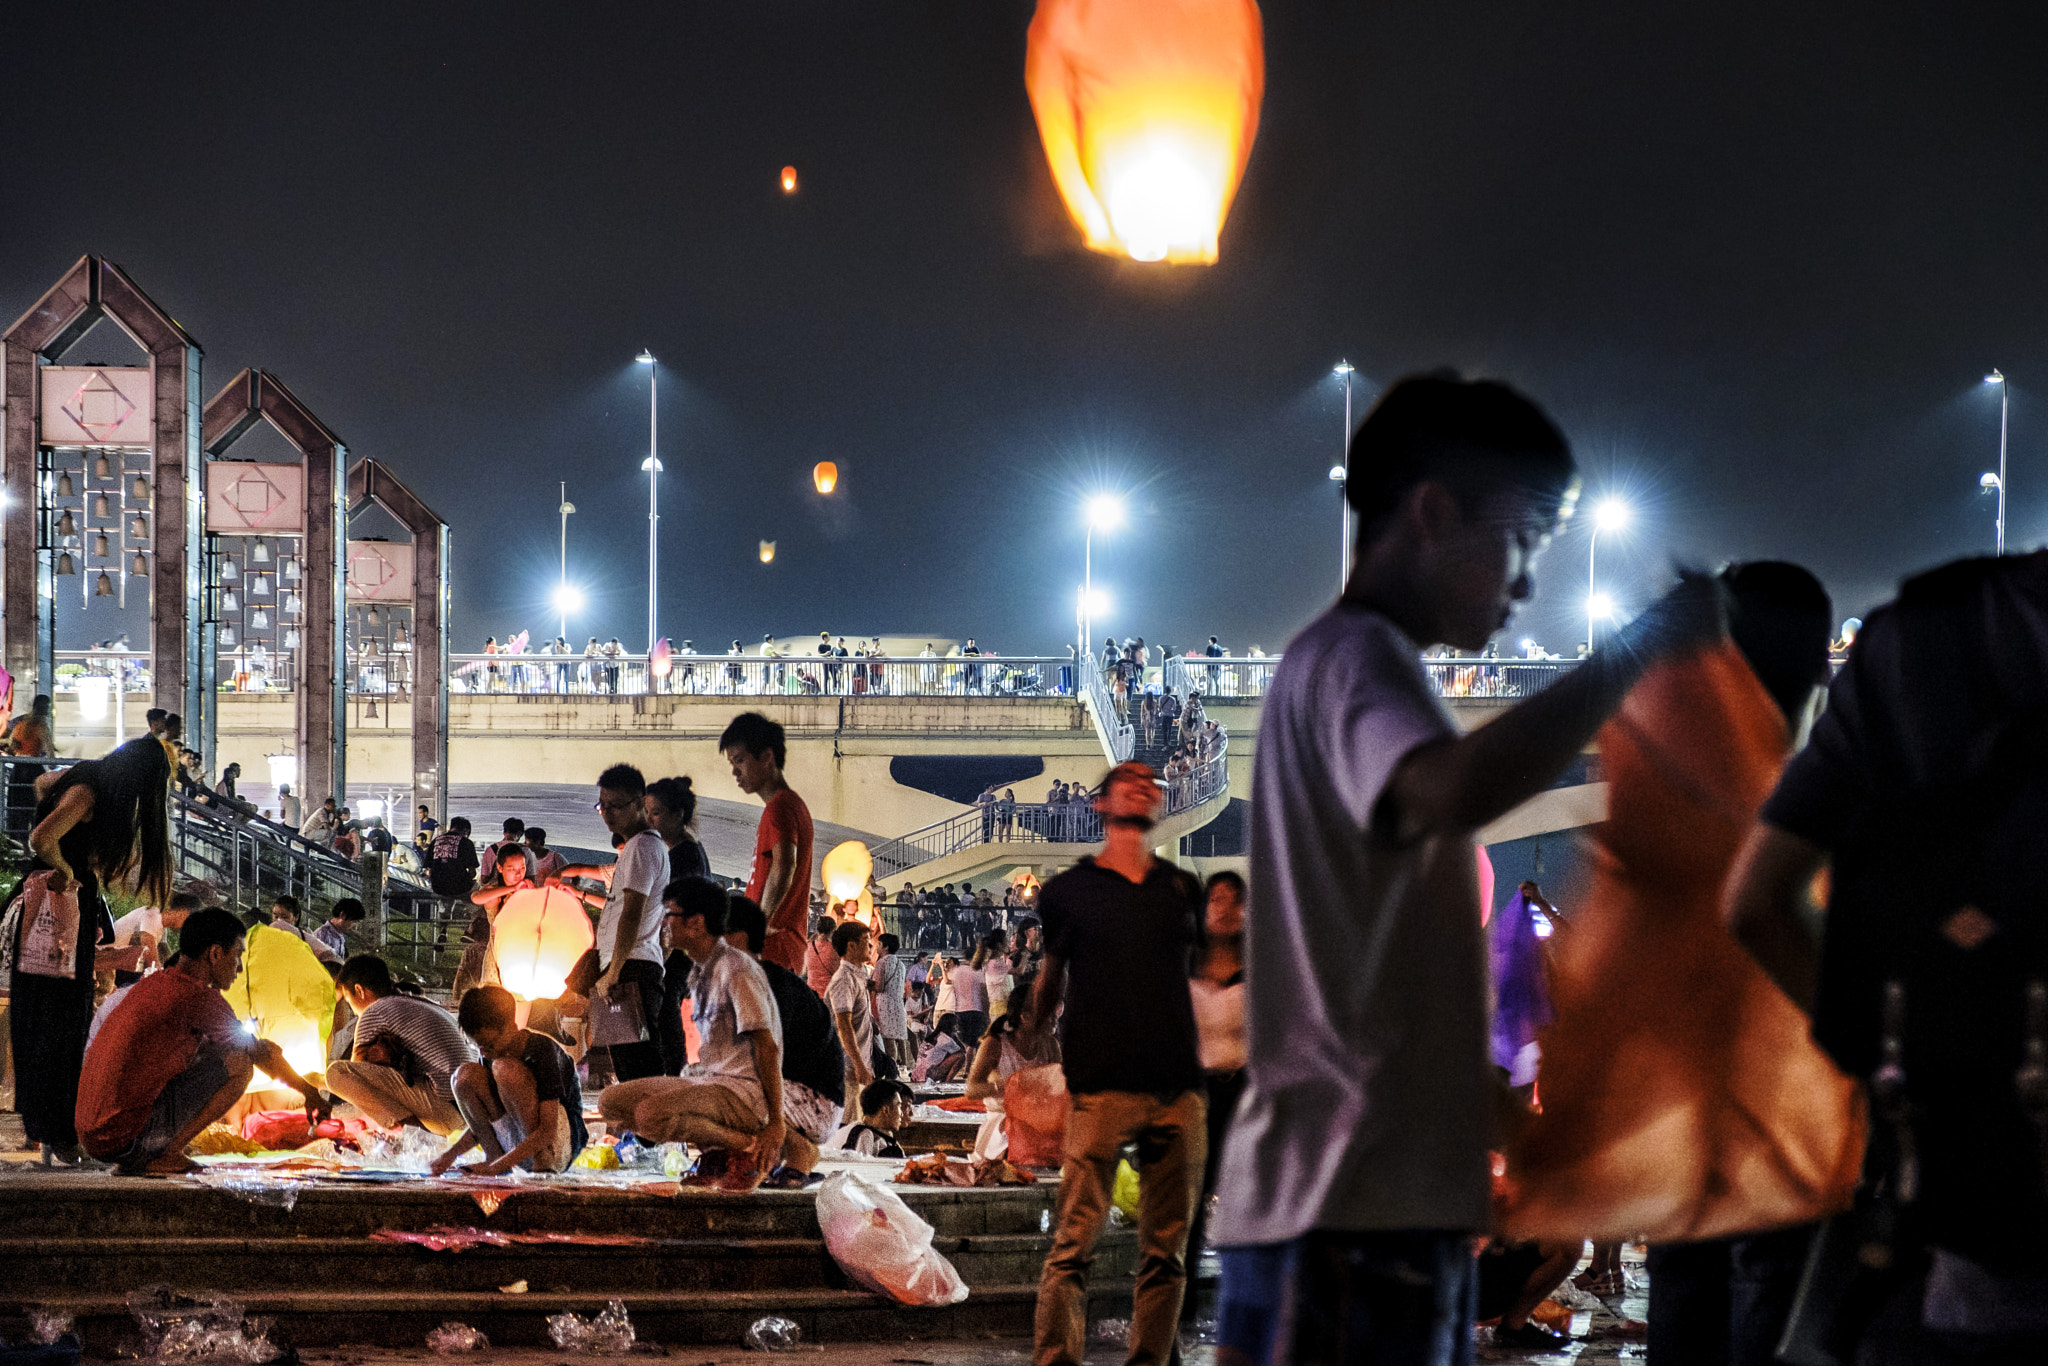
[1981,472,2002,490]
[552,583,585,614]
[636,350,656,365]
[1079,587,1112,618]
[1587,592,1617,621]
[1085,494,1125,530]
[1328,465,1347,482]
[1594,499,1631,532]
[1986,370,2005,385]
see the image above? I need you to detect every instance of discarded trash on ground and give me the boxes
[817,1171,969,1307]
[125,1286,287,1363]
[25,1312,73,1347]
[1093,1318,1131,1345]
[742,1318,803,1352]
[547,1299,636,1355]
[425,1323,490,1355]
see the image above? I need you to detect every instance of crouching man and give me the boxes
[76,907,330,1175]
[429,985,586,1176]
[599,877,785,1190]
[327,955,478,1136]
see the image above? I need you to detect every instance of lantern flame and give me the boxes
[492,886,597,1000]
[1025,0,1265,266]
[781,165,798,194]
[813,461,838,495]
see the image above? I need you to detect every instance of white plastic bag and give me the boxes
[816,1170,969,1307]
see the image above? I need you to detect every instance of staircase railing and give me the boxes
[866,738,1228,882]
[1077,653,1135,764]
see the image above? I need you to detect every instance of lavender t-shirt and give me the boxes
[1210,604,1493,1245]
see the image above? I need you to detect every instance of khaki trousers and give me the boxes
[599,1075,764,1149]
[1034,1088,1206,1366]
[325,1059,465,1135]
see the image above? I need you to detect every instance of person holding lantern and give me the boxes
[554,764,670,1082]
[720,713,814,976]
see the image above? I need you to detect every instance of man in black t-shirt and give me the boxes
[432,985,585,1175]
[1020,761,1205,1366]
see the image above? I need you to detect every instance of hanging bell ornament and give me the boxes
[94,453,111,480]
[95,572,113,597]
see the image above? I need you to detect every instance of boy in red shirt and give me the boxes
[720,712,813,976]
[77,907,328,1174]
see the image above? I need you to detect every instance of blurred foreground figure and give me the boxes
[1729,551,2048,1364]
[1501,562,1863,1366]
[1209,374,1721,1366]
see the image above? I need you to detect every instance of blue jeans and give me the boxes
[1222,1230,1476,1366]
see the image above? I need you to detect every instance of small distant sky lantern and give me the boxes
[227,924,335,1094]
[492,886,597,1001]
[759,540,776,564]
[781,165,799,194]
[812,461,838,495]
[1025,0,1265,265]
[822,840,879,933]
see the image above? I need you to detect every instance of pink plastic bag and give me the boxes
[1002,1063,1070,1168]
[14,872,80,979]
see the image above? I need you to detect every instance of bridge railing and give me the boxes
[52,650,154,697]
[1160,655,1280,700]
[1077,653,1135,762]
[867,737,1227,882]
[1160,653,1584,701]
[432,652,1076,700]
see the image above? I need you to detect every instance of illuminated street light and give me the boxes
[637,351,660,652]
[1587,497,1631,654]
[556,481,576,639]
[1334,360,1355,590]
[551,583,585,616]
[1985,370,2008,555]
[1081,494,1125,659]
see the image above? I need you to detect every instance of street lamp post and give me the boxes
[1335,360,1355,589]
[1987,370,2008,556]
[1081,494,1123,663]
[637,350,660,652]
[556,481,576,640]
[1587,498,1630,654]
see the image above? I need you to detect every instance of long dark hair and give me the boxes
[44,737,173,904]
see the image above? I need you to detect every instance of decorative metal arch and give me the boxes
[2,256,203,733]
[202,369,348,801]
[346,459,449,824]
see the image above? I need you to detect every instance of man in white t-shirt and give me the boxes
[1208,374,1721,1366]
[600,878,785,1190]
[825,922,877,1122]
[573,764,671,1081]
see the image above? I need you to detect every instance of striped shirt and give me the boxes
[354,995,478,1100]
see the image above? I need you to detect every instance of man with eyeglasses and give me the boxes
[559,764,670,1082]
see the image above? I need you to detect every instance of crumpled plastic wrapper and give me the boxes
[547,1299,636,1355]
[27,1308,76,1345]
[743,1317,803,1352]
[1093,1317,1131,1345]
[356,1124,449,1172]
[125,1286,286,1363]
[426,1322,490,1354]
[192,1175,300,1212]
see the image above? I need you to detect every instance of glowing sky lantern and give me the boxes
[759,540,776,564]
[781,165,798,194]
[225,923,335,1091]
[1025,0,1265,265]
[492,885,597,1000]
[821,840,879,933]
[812,461,838,495]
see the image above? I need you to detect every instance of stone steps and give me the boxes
[0,1172,1194,1350]
[0,1230,1131,1295]
[7,1283,1139,1350]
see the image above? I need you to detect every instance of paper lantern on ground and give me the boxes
[225,924,335,1091]
[812,462,838,495]
[1025,0,1265,265]
[492,886,597,1000]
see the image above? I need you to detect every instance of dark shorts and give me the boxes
[104,1049,232,1170]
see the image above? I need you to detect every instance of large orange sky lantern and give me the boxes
[812,461,838,494]
[1025,0,1265,265]
[491,885,596,1000]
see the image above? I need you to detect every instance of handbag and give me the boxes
[589,977,650,1048]
[14,871,81,980]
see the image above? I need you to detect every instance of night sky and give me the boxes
[6,3,2044,659]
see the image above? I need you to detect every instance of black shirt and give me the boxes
[1038,856,1204,1096]
[761,958,847,1102]
[509,1029,587,1160]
